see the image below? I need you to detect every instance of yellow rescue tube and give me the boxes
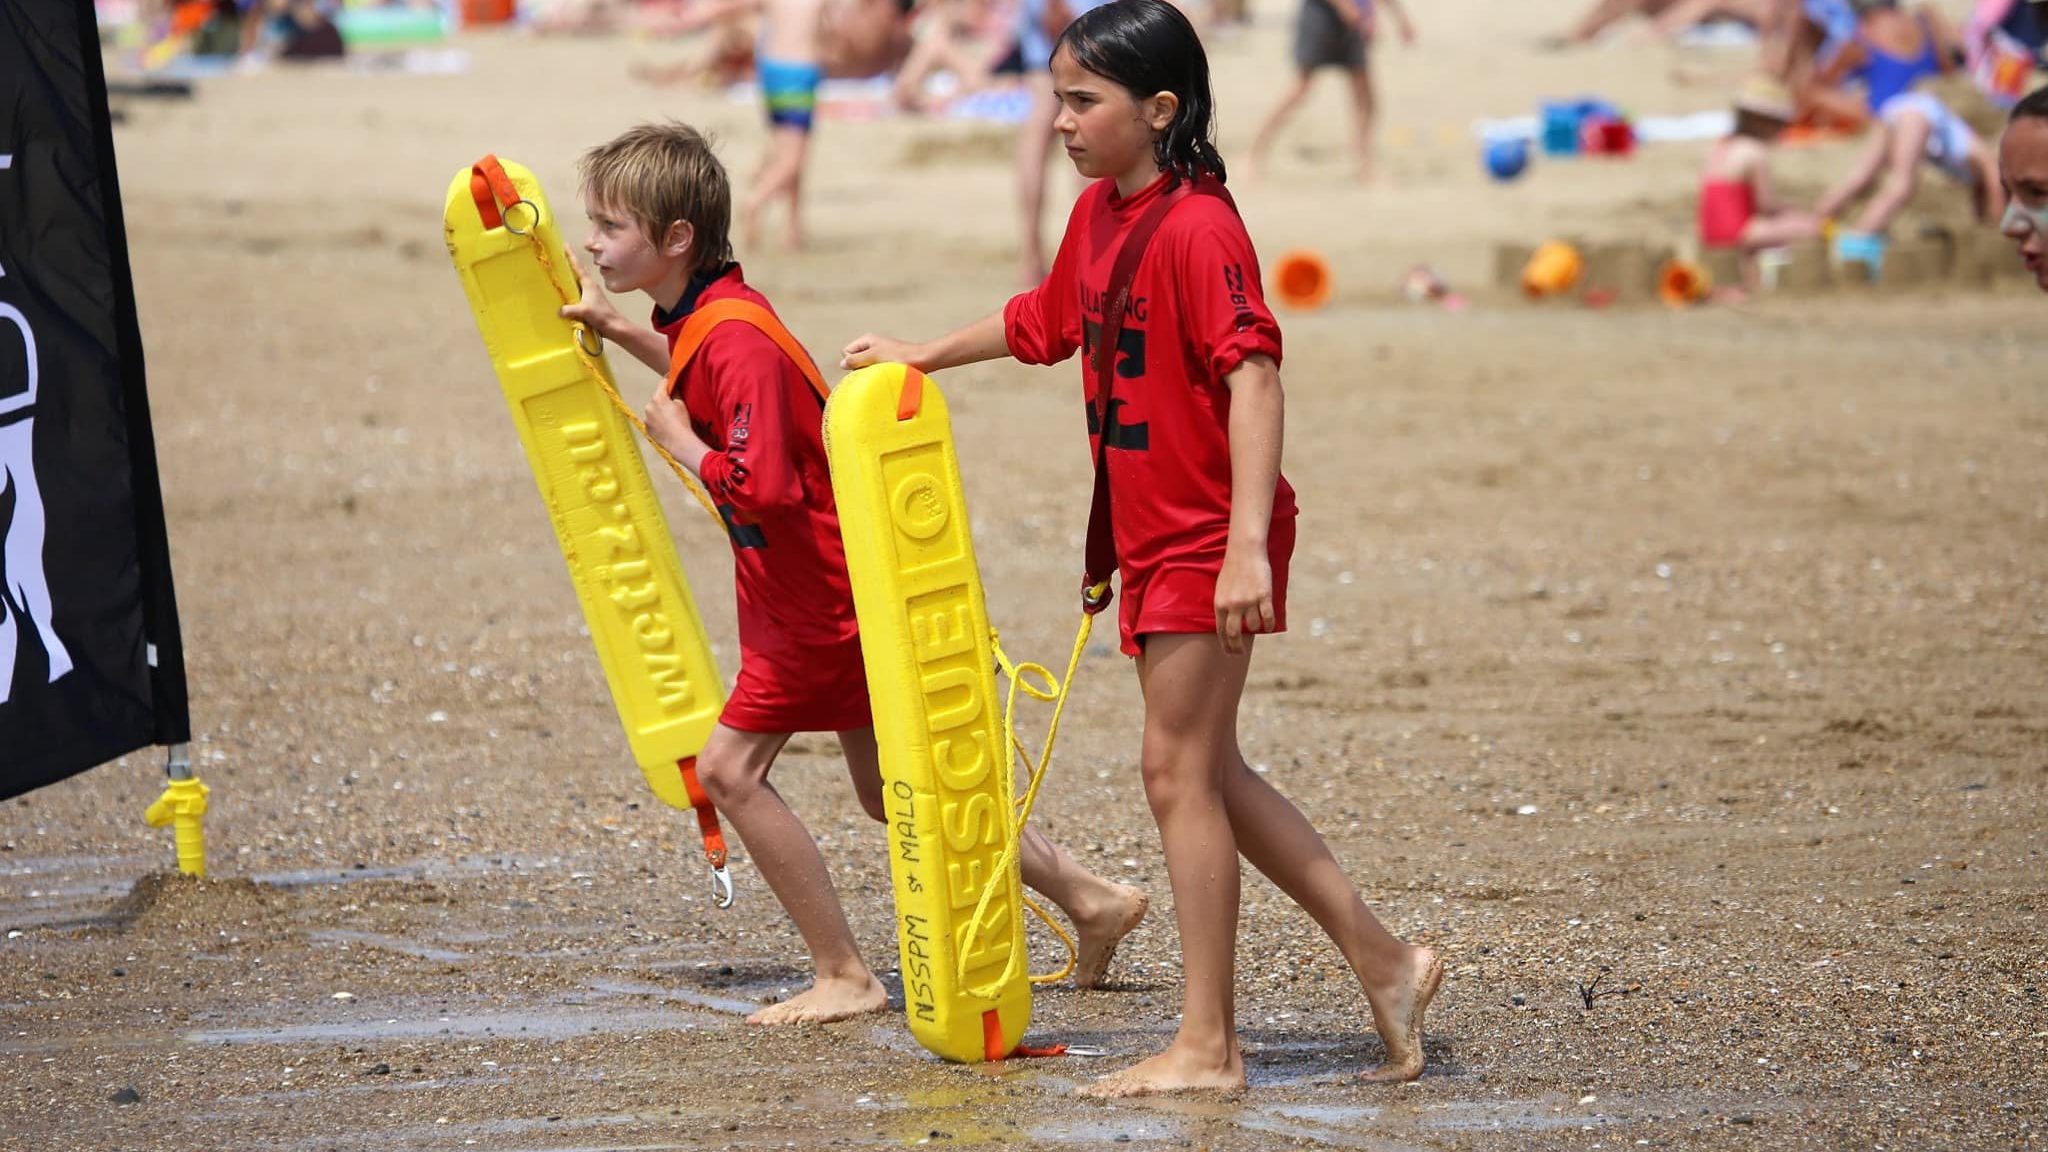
[823,364,1031,1063]
[442,156,725,812]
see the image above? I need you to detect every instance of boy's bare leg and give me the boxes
[1080,633,1249,1099]
[840,728,1148,989]
[697,723,887,1025]
[1016,825,1149,988]
[1247,71,1315,182]
[1345,67,1377,183]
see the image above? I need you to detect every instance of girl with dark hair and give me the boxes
[843,0,1442,1098]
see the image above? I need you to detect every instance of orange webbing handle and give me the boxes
[469,154,523,232]
[662,299,831,405]
[895,366,925,421]
[677,757,729,871]
[981,1009,1066,1061]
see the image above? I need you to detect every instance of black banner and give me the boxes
[0,0,189,796]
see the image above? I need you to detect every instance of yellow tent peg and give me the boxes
[144,776,209,878]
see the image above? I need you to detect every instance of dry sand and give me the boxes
[4,1,2045,1148]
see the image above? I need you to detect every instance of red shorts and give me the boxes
[720,632,874,734]
[1117,517,1296,657]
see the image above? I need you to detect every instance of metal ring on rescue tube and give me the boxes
[573,324,603,358]
[1080,580,1113,616]
[502,198,540,236]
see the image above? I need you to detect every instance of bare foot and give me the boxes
[1360,945,1443,1083]
[1077,1043,1245,1099]
[745,973,887,1025]
[1071,884,1148,990]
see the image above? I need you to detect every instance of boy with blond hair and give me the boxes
[560,122,1147,1024]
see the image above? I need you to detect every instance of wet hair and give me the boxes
[1054,0,1226,184]
[578,122,733,276]
[2014,85,2048,125]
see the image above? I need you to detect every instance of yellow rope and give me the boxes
[954,590,1106,990]
[505,208,723,526]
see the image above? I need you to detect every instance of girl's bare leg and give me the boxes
[1219,749,1442,1081]
[697,723,888,1025]
[1081,633,1250,1098]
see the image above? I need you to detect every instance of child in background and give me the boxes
[842,0,1441,1096]
[1247,0,1415,183]
[1013,0,1116,284]
[1813,0,2004,257]
[560,122,1148,1025]
[1700,75,1823,261]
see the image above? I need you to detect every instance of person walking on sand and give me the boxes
[562,122,1149,1025]
[1246,0,1415,183]
[843,0,1442,1095]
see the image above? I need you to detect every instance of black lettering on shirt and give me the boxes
[1081,320,1148,381]
[1083,397,1149,451]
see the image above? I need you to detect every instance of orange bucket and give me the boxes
[1520,240,1584,298]
[1273,250,1332,311]
[1657,258,1712,307]
[463,0,517,26]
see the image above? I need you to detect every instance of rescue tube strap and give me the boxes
[662,298,831,407]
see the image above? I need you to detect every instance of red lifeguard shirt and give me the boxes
[1004,173,1298,590]
[655,264,867,733]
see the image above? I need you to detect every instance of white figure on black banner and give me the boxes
[1,165,76,701]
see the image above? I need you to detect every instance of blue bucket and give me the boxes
[1832,230,1888,275]
[1540,102,1584,156]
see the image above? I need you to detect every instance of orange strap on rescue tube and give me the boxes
[676,757,729,871]
[679,757,732,908]
[662,299,831,405]
[895,366,925,421]
[468,154,524,232]
[980,1008,1068,1061]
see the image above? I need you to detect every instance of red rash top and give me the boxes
[655,264,869,733]
[1004,174,1299,654]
